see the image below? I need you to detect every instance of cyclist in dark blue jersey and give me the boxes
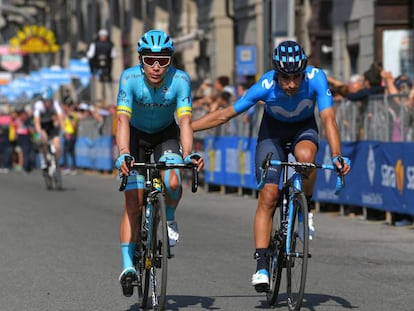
[192,40,350,292]
[115,29,203,297]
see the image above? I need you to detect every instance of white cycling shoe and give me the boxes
[251,269,269,293]
[167,220,179,247]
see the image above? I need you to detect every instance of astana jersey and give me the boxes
[116,65,192,134]
[233,65,333,122]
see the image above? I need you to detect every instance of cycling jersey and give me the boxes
[116,65,192,134]
[33,99,63,136]
[233,65,333,123]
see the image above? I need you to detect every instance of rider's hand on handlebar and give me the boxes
[184,153,204,172]
[332,155,351,176]
[115,154,135,176]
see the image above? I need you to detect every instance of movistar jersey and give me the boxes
[233,65,333,123]
[116,65,192,133]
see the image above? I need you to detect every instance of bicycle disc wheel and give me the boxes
[266,202,284,306]
[286,192,309,311]
[149,193,168,310]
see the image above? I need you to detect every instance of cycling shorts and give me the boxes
[255,113,319,185]
[125,122,182,191]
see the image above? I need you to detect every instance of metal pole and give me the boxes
[287,0,295,38]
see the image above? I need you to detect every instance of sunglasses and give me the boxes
[141,55,172,68]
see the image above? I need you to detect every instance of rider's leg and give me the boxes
[119,177,144,270]
[52,135,61,164]
[254,184,278,270]
[162,168,182,220]
[294,140,317,206]
[294,140,318,239]
[159,153,183,221]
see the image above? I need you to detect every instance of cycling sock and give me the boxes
[306,195,313,212]
[166,205,176,221]
[254,248,269,272]
[120,243,136,270]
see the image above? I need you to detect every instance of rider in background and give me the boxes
[192,40,350,292]
[33,87,65,172]
[115,29,203,297]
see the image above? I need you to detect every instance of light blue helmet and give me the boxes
[41,87,54,100]
[137,29,175,54]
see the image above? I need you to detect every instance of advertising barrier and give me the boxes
[204,136,414,216]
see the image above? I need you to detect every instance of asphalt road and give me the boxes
[0,170,413,311]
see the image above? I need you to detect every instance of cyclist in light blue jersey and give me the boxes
[192,40,350,292]
[115,29,203,297]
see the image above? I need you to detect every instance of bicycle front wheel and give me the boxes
[266,201,284,306]
[145,192,168,310]
[286,192,309,311]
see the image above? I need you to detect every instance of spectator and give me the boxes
[15,109,34,173]
[62,100,79,175]
[208,75,235,112]
[0,105,12,173]
[192,78,214,110]
[382,71,414,141]
[87,29,116,82]
[62,88,75,106]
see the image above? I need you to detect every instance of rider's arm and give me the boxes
[177,114,193,158]
[192,105,238,132]
[319,107,342,158]
[33,115,42,136]
[116,113,131,156]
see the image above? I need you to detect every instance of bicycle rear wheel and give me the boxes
[286,192,309,311]
[266,201,284,306]
[143,193,168,310]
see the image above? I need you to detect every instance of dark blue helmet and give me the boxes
[137,29,175,54]
[272,41,307,75]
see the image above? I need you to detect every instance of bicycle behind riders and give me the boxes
[33,87,65,181]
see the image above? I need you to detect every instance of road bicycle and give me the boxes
[119,149,199,310]
[41,139,62,190]
[257,152,349,311]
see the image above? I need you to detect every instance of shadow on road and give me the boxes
[255,292,358,310]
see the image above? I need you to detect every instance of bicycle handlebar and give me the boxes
[118,156,199,193]
[257,152,350,195]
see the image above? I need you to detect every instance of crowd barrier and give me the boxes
[202,136,414,217]
[74,135,114,171]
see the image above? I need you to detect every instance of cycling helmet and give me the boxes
[137,29,175,54]
[272,40,307,75]
[41,87,54,100]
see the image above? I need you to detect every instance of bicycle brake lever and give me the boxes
[119,156,133,191]
[191,166,198,193]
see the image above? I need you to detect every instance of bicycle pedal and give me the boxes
[254,283,270,293]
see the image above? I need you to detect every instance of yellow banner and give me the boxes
[9,25,60,54]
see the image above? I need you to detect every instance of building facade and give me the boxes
[0,0,413,103]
